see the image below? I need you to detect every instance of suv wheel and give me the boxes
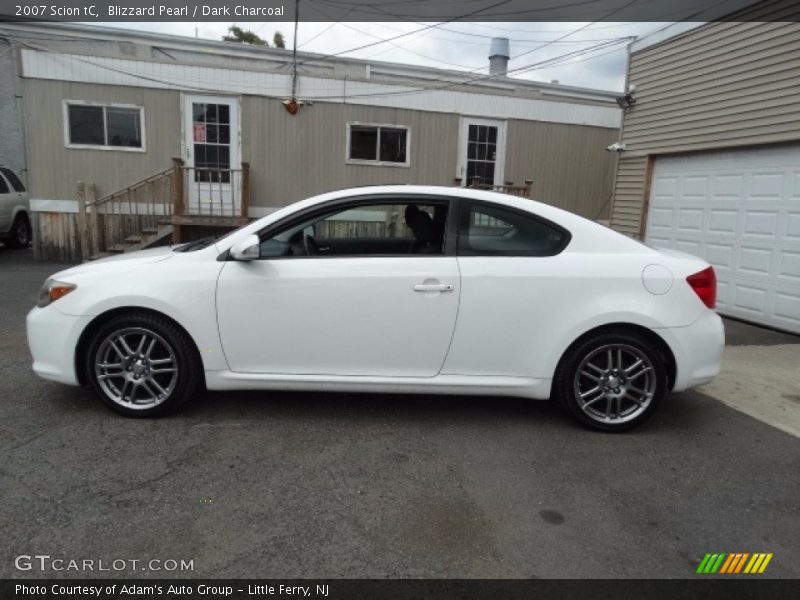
[6,214,31,248]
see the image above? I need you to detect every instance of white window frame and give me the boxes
[345,122,410,168]
[63,100,147,152]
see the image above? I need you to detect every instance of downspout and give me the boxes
[607,39,633,231]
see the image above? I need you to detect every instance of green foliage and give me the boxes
[223,25,268,46]
[273,32,286,49]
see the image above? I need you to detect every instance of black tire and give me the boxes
[554,330,668,432]
[84,311,202,417]
[6,213,31,248]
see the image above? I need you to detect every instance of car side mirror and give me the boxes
[229,234,260,261]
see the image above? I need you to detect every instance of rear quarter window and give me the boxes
[457,201,570,257]
[0,168,25,192]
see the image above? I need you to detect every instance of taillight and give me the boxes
[686,266,716,309]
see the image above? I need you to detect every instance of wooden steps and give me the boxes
[87,225,174,261]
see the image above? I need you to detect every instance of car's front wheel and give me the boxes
[554,331,668,432]
[85,312,201,416]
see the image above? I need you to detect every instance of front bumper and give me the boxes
[658,309,725,392]
[26,306,92,386]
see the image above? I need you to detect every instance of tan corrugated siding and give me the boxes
[242,99,459,207]
[501,120,617,218]
[24,80,180,200]
[609,3,800,236]
[25,79,616,217]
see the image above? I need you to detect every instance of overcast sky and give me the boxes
[100,21,670,92]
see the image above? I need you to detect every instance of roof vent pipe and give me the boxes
[489,37,510,77]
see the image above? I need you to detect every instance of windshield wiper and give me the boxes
[173,235,219,253]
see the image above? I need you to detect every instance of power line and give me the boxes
[304,2,487,69]
[298,0,643,100]
[296,0,513,67]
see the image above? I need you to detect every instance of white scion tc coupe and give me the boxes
[27,185,724,431]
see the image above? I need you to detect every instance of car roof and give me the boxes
[294,184,600,233]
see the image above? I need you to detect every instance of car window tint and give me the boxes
[260,202,447,258]
[0,175,9,194]
[0,168,25,192]
[458,202,569,256]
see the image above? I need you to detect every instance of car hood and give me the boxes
[49,246,177,280]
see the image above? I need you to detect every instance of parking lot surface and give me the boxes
[1,248,799,578]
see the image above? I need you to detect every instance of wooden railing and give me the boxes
[177,162,250,219]
[77,158,251,258]
[78,166,176,260]
[455,177,533,198]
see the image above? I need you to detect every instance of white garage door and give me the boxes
[645,144,800,334]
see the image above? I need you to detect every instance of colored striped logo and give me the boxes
[696,552,773,574]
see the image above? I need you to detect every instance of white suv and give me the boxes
[0,166,31,248]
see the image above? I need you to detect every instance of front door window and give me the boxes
[191,102,231,183]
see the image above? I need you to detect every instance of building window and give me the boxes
[64,102,145,151]
[346,123,409,167]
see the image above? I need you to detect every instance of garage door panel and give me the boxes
[650,207,675,229]
[707,209,738,234]
[750,172,785,198]
[738,246,773,275]
[645,144,800,334]
[681,175,710,199]
[732,284,768,314]
[706,243,734,268]
[714,174,744,197]
[786,213,800,239]
[678,208,704,230]
[742,211,779,236]
[652,176,679,197]
[675,239,702,256]
[779,251,800,279]
[774,292,800,331]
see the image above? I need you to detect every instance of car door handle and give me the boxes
[413,283,454,292]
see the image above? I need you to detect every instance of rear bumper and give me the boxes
[657,310,725,392]
[26,306,91,386]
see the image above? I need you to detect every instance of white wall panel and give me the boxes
[20,49,620,129]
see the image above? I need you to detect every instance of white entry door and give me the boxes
[182,94,241,216]
[456,117,506,187]
[645,145,800,334]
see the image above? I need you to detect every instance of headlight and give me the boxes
[37,279,77,308]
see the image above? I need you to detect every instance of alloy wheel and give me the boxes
[94,327,178,409]
[572,343,656,425]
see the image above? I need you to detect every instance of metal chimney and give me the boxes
[489,37,510,77]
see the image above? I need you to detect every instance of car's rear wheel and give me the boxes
[6,213,31,248]
[85,312,201,416]
[554,331,667,432]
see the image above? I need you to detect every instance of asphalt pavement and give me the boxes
[1,247,798,579]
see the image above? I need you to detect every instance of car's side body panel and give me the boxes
[40,249,229,373]
[216,256,461,377]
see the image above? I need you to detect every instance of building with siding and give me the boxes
[0,22,621,261]
[608,0,800,333]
